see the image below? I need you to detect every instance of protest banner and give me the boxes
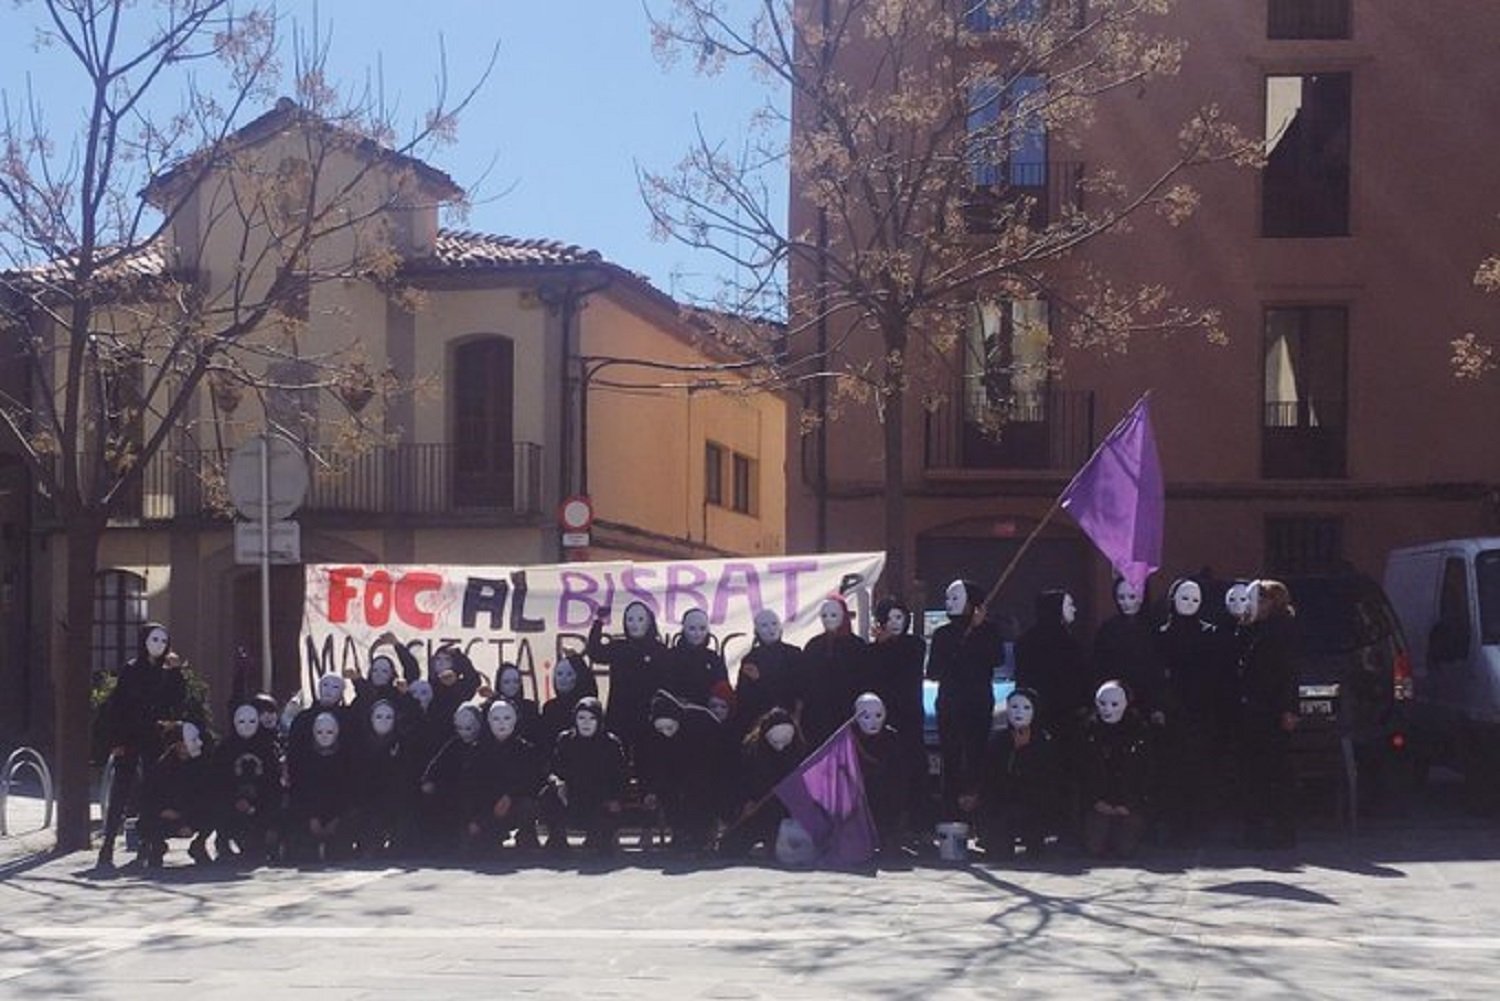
[299,552,886,703]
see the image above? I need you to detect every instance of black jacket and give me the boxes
[864,634,927,745]
[550,729,628,807]
[102,623,186,754]
[929,619,1003,720]
[1237,615,1300,722]
[736,640,805,733]
[801,632,866,744]
[1080,714,1152,812]
[661,641,729,709]
[1014,598,1089,727]
[588,619,669,750]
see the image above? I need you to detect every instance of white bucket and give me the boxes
[774,818,818,868]
[936,821,970,863]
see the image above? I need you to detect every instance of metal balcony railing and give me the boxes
[965,160,1085,231]
[925,386,1095,472]
[1262,400,1348,479]
[124,441,543,521]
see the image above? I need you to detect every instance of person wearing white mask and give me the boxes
[735,609,806,738]
[210,700,283,865]
[635,690,727,853]
[542,697,627,854]
[588,600,670,759]
[96,621,187,868]
[720,707,807,859]
[662,608,730,710]
[137,720,213,868]
[538,653,598,748]
[801,595,866,746]
[1155,576,1223,845]
[1080,680,1151,859]
[469,698,547,853]
[929,580,1004,816]
[976,687,1062,860]
[287,711,356,862]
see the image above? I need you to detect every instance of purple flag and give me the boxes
[1061,394,1164,592]
[773,722,878,867]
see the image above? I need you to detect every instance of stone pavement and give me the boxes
[3,791,1500,1000]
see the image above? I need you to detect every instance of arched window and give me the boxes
[92,570,147,676]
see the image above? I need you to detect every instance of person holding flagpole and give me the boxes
[927,579,1003,818]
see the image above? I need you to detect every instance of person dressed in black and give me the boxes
[801,595,866,745]
[735,610,805,739]
[1235,579,1301,850]
[1092,578,1164,714]
[1080,680,1152,860]
[491,662,544,747]
[289,673,355,763]
[661,608,729,709]
[851,692,918,850]
[470,699,547,854]
[928,580,1002,815]
[427,644,483,726]
[352,698,420,858]
[286,710,356,862]
[137,721,213,868]
[977,687,1062,860]
[589,600,669,759]
[636,690,730,853]
[211,700,283,864]
[720,708,807,859]
[538,654,597,749]
[97,621,186,868]
[541,697,628,854]
[1014,589,1091,731]
[419,704,491,856]
[865,597,927,755]
[1155,576,1222,844]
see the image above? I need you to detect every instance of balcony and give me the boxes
[925,387,1095,473]
[1262,400,1347,479]
[117,441,544,523]
[964,160,1085,232]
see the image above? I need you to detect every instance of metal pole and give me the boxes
[260,433,273,695]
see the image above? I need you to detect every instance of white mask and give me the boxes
[434,651,457,683]
[854,693,887,736]
[312,712,340,751]
[454,706,482,744]
[1061,593,1077,626]
[819,599,847,633]
[498,667,523,699]
[233,705,260,740]
[945,581,969,618]
[1095,682,1128,725]
[369,656,396,687]
[1115,581,1143,617]
[682,610,710,647]
[753,609,783,645]
[317,673,346,707]
[884,608,909,636]
[707,696,731,723]
[408,679,433,711]
[487,701,518,742]
[144,628,169,661]
[765,722,796,752]
[624,603,652,641]
[182,722,204,759]
[1007,694,1036,730]
[575,711,600,739]
[1225,583,1252,623]
[370,701,397,738]
[554,659,578,696]
[1172,581,1203,618]
[653,716,681,738]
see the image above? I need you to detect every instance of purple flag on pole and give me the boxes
[1061,394,1164,592]
[773,722,878,867]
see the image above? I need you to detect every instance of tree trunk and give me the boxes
[54,513,104,852]
[881,376,908,597]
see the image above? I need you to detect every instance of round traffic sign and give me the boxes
[559,494,594,531]
[227,434,310,521]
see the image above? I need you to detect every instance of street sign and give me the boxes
[234,520,302,565]
[561,531,591,548]
[227,435,310,521]
[559,494,594,550]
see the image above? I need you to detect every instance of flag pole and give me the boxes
[721,717,857,837]
[973,391,1154,616]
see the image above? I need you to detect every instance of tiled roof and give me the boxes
[418,229,606,271]
[1,241,172,295]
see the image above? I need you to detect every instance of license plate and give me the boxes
[927,752,943,776]
[1301,699,1334,716]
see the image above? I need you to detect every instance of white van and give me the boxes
[1383,538,1500,770]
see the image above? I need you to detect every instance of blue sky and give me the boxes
[0,0,783,302]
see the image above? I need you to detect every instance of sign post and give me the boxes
[228,433,310,693]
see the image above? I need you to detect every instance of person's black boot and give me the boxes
[96,839,115,869]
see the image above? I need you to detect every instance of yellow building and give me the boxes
[2,100,786,715]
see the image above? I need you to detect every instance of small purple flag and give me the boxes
[773,722,878,867]
[1061,394,1164,592]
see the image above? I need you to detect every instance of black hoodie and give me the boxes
[1091,583,1167,714]
[929,582,1004,721]
[1014,590,1090,726]
[635,690,731,816]
[102,622,186,755]
[588,602,670,752]
[736,636,806,736]
[549,697,627,808]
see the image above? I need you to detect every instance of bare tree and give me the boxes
[643,0,1259,590]
[0,0,491,851]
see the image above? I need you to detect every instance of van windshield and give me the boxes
[1477,550,1500,645]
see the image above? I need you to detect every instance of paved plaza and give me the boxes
[4,776,1500,998]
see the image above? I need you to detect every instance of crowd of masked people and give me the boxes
[92,575,1299,871]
